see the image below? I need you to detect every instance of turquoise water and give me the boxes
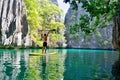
[0,49,119,80]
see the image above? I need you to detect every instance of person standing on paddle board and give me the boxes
[41,31,49,53]
[38,29,55,53]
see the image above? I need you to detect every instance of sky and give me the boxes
[57,0,70,15]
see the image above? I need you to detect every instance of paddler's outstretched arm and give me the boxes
[46,31,50,37]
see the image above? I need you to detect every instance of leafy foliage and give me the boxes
[64,0,120,34]
[24,0,65,47]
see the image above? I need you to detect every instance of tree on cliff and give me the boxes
[64,0,120,50]
[24,0,65,47]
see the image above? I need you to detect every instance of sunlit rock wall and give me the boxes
[0,0,32,47]
[65,3,114,49]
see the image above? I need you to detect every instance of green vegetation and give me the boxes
[24,56,42,80]
[24,0,65,47]
[64,0,119,34]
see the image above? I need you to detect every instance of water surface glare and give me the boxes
[0,49,119,80]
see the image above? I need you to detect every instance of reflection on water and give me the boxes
[112,53,120,80]
[0,49,29,80]
[0,49,119,80]
[41,55,47,80]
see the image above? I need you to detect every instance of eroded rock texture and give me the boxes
[0,0,32,47]
[113,15,120,50]
[65,3,113,49]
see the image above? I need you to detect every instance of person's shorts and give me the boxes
[43,42,47,47]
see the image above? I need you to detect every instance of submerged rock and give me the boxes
[0,0,32,47]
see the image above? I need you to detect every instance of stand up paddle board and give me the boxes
[29,52,57,56]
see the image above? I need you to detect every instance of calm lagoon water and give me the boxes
[0,49,119,80]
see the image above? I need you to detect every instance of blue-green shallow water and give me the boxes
[0,49,119,80]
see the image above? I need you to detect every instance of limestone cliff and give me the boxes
[113,15,120,50]
[65,3,113,49]
[51,0,58,5]
[0,0,32,47]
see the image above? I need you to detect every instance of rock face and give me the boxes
[51,0,58,5]
[0,0,32,47]
[65,3,113,49]
[112,15,120,50]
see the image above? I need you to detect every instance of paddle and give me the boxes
[37,29,56,34]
